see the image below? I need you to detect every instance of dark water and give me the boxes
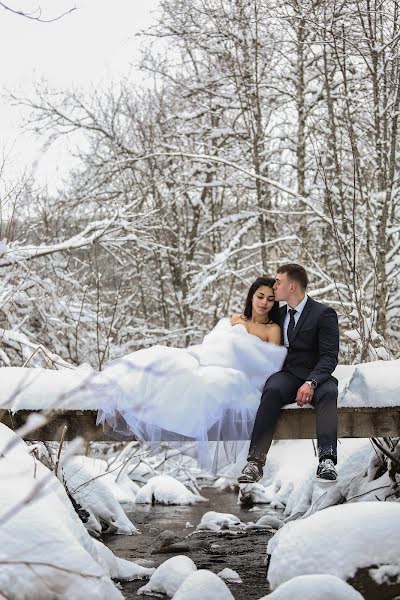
[103,486,278,599]
[103,487,400,600]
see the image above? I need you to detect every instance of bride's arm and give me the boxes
[265,324,281,345]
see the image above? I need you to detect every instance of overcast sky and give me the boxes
[0,0,160,191]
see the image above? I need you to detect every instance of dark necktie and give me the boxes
[287,308,297,342]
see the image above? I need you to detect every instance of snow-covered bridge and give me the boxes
[1,405,400,442]
[0,359,399,442]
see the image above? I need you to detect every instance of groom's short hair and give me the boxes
[277,264,308,290]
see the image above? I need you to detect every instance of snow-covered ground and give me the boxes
[267,502,400,589]
[0,357,399,598]
[1,417,400,599]
[0,424,155,599]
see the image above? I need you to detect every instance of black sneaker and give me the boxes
[316,458,337,482]
[238,461,263,484]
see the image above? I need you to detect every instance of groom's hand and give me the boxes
[296,383,314,406]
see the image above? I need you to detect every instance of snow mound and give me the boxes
[59,455,138,536]
[137,555,197,596]
[267,502,400,589]
[370,564,400,585]
[196,511,242,532]
[173,569,235,599]
[339,359,400,407]
[135,475,206,505]
[217,567,242,583]
[112,470,141,503]
[246,514,284,530]
[0,424,138,599]
[240,439,380,518]
[92,539,155,580]
[259,574,364,599]
[0,365,100,410]
[212,476,238,491]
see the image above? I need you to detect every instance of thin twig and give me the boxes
[346,484,392,503]
[0,2,76,23]
[54,426,68,478]
[0,559,102,579]
[371,438,400,468]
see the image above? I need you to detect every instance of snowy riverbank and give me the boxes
[1,421,400,599]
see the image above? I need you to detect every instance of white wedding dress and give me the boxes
[97,318,287,471]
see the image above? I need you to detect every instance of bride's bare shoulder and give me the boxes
[230,313,246,325]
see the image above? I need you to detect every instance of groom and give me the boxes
[238,263,339,483]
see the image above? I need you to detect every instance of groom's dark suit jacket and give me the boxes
[279,297,339,385]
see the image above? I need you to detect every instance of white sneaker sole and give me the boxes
[316,476,337,484]
[238,476,262,485]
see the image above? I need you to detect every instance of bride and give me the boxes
[97,276,287,470]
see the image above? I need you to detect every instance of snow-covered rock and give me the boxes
[135,474,206,505]
[173,569,235,599]
[196,511,242,532]
[259,574,364,599]
[370,564,400,585]
[212,476,238,491]
[137,555,197,596]
[217,567,242,583]
[246,514,284,530]
[267,502,400,590]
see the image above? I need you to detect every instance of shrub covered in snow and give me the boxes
[0,424,152,599]
[59,455,138,536]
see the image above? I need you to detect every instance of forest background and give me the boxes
[1,0,399,370]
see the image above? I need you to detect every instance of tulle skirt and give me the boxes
[96,320,287,472]
[96,346,262,471]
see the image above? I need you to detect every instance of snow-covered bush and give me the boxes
[0,424,153,599]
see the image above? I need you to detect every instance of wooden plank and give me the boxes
[276,407,400,439]
[1,407,400,441]
[0,409,113,443]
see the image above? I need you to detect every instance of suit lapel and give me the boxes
[289,296,313,344]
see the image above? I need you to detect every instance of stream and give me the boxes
[103,486,280,599]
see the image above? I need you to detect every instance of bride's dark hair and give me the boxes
[243,277,280,324]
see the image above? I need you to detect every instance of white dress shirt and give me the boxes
[283,295,309,347]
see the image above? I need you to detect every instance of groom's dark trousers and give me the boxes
[248,296,339,466]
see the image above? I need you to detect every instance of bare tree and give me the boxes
[7,0,400,362]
